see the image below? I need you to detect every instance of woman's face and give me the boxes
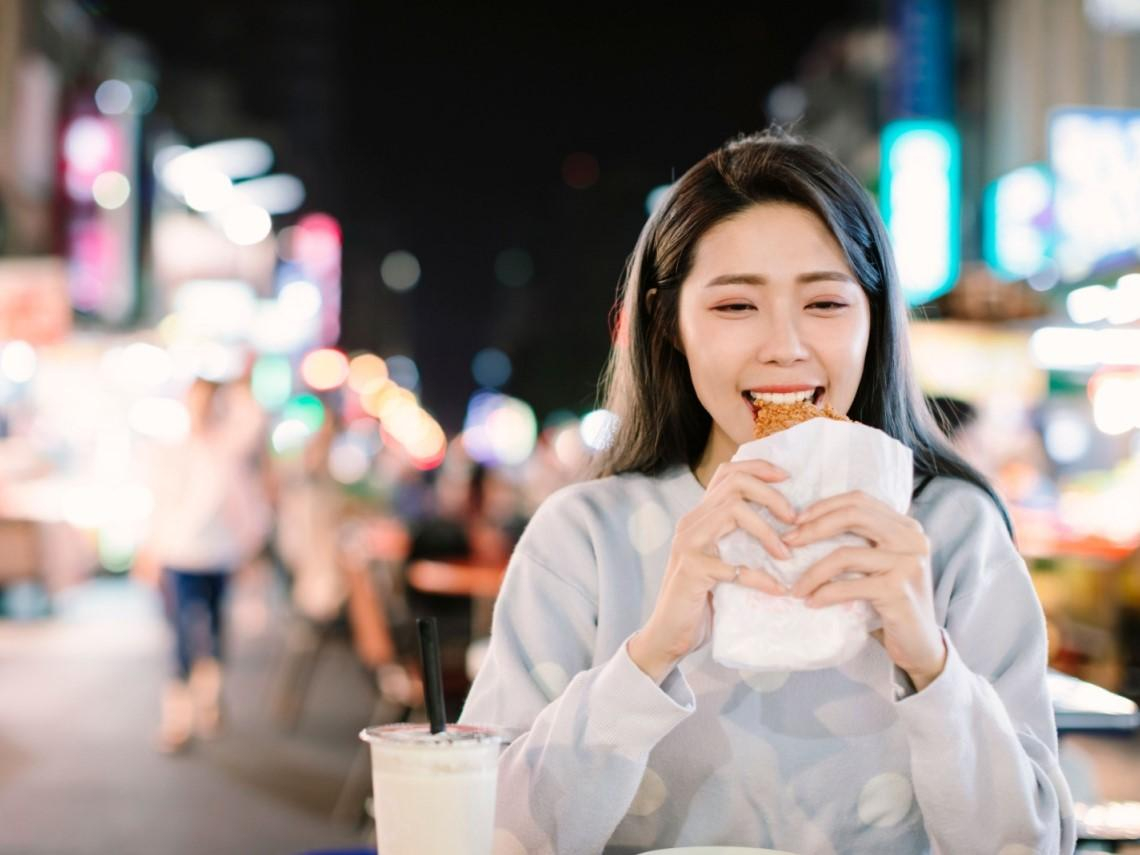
[677,203,872,474]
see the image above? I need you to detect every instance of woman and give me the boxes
[459,131,1074,854]
[140,377,267,752]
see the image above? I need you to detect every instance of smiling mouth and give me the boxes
[742,387,825,415]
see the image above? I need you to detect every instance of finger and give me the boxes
[687,496,792,561]
[707,458,789,491]
[734,564,790,596]
[783,505,915,551]
[805,574,891,608]
[724,504,793,561]
[679,552,740,587]
[710,471,797,524]
[797,490,884,524]
[791,547,896,598]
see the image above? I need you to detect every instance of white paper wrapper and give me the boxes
[712,417,913,671]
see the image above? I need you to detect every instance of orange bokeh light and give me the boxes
[348,353,388,392]
[301,348,349,391]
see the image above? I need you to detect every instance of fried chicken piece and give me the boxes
[752,398,851,440]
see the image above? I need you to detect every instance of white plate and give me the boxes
[642,849,798,855]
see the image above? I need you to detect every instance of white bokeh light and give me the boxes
[1043,411,1092,463]
[580,409,618,451]
[95,79,133,115]
[92,171,131,210]
[0,341,37,383]
[221,203,272,245]
[278,279,323,320]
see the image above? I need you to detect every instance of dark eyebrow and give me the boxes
[704,271,856,287]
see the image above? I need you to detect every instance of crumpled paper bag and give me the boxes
[711,418,913,671]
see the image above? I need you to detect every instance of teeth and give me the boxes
[749,389,815,405]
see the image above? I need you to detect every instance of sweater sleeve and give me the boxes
[459,490,695,855]
[893,486,1077,853]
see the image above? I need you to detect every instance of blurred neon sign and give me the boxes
[983,164,1054,280]
[1049,107,1140,281]
[879,120,961,306]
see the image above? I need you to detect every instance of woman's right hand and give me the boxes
[627,459,797,683]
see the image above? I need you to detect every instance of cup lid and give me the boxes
[359,722,501,747]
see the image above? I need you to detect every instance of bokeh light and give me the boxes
[766,82,808,123]
[376,388,420,429]
[462,391,505,464]
[294,213,342,271]
[234,174,305,215]
[580,408,619,451]
[98,524,137,573]
[405,415,447,470]
[562,152,599,189]
[271,419,312,456]
[184,170,233,212]
[128,79,157,114]
[92,171,131,209]
[301,348,349,391]
[1067,285,1112,324]
[471,347,512,388]
[494,248,534,288]
[348,353,388,392]
[221,203,272,245]
[385,355,420,390]
[645,184,672,217]
[1089,370,1140,435]
[95,79,133,115]
[64,116,113,176]
[0,341,37,383]
[251,354,293,410]
[328,435,371,484]
[461,391,536,465]
[553,423,588,470]
[361,379,399,418]
[380,251,421,292]
[1043,411,1092,464]
[278,279,323,320]
[283,394,327,433]
[486,397,537,465]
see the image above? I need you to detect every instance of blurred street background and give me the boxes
[3,1,1140,853]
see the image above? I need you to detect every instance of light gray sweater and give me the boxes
[460,464,1076,854]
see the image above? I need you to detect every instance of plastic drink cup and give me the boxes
[359,723,500,855]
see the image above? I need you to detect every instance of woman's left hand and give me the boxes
[782,490,947,691]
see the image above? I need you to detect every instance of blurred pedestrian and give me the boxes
[136,377,267,753]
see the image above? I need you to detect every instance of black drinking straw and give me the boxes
[417,617,447,734]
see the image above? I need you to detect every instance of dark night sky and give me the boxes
[95,1,868,432]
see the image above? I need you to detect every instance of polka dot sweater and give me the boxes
[459,465,1076,854]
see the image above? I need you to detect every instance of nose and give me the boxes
[755,306,809,365]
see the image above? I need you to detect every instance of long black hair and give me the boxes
[592,129,1012,535]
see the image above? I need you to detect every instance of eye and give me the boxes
[713,303,755,314]
[807,301,848,311]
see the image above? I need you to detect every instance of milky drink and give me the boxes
[359,723,500,855]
